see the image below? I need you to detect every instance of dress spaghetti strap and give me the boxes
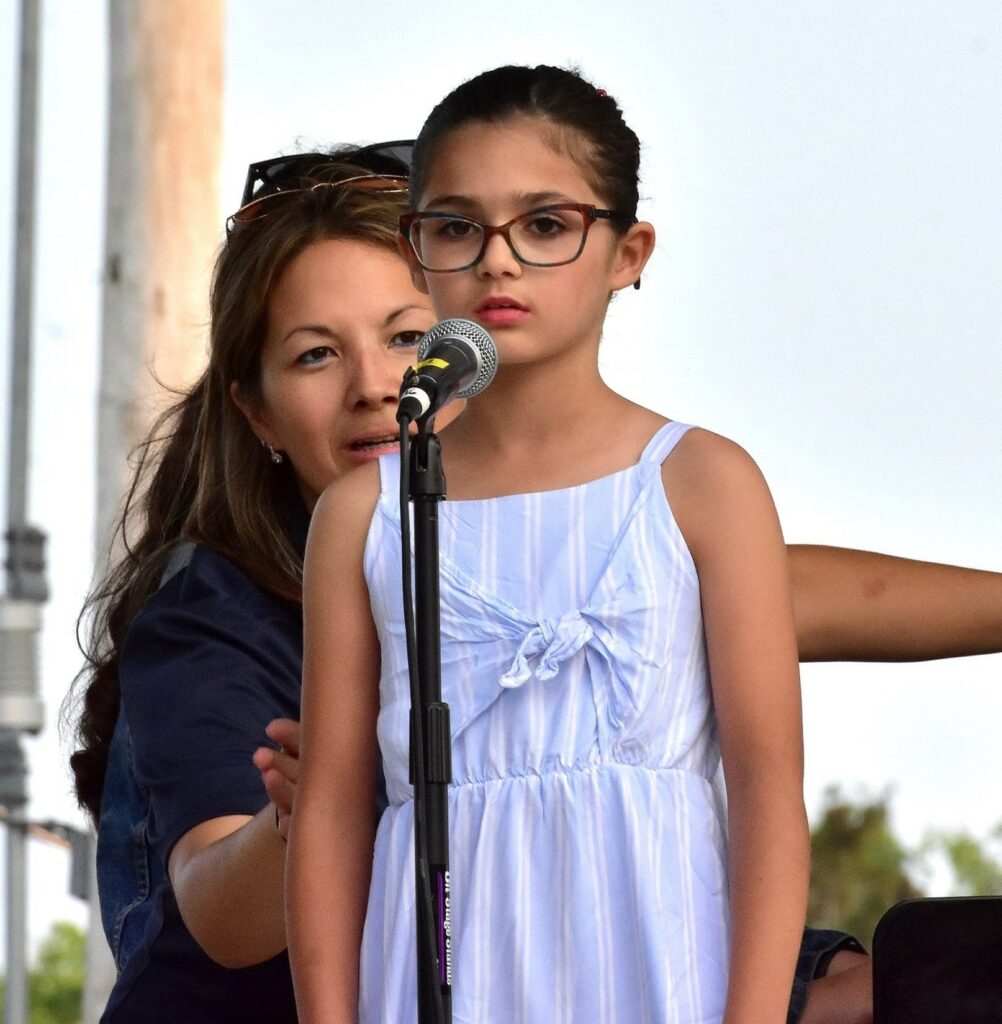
[639,420,694,465]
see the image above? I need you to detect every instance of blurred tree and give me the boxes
[922,823,1002,896]
[808,785,925,948]
[0,921,85,1024]
[29,921,85,1024]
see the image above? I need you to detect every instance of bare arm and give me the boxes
[168,810,287,967]
[286,467,381,1024]
[789,544,1002,662]
[670,432,809,1024]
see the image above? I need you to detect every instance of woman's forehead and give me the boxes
[265,238,430,334]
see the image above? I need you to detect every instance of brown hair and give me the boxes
[67,156,409,822]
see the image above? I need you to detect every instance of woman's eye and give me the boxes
[296,346,335,367]
[391,330,425,349]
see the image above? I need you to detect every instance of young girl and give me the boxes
[288,65,809,1024]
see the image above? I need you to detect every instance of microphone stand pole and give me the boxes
[408,422,452,1024]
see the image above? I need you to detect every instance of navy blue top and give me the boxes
[98,541,304,1023]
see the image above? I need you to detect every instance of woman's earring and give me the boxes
[260,438,285,464]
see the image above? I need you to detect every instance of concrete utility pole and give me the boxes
[97,0,225,525]
[85,2,223,1020]
[1,2,48,1024]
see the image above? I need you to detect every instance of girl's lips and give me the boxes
[475,299,530,326]
[476,295,527,311]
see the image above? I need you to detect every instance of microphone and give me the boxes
[397,318,498,423]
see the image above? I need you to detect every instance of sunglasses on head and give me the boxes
[226,139,414,234]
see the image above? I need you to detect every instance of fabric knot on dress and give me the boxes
[499,611,594,689]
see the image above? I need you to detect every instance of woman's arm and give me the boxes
[120,550,303,969]
[287,467,382,1024]
[669,431,809,1024]
[168,810,287,967]
[789,545,1002,662]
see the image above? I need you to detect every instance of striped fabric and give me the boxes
[360,421,730,1024]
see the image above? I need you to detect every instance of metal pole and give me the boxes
[4,823,30,1024]
[1,733,30,1024]
[6,0,41,545]
[2,2,46,1023]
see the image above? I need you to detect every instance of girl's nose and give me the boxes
[476,231,522,279]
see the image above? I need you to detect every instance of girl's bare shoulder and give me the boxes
[664,426,762,482]
[661,427,779,562]
[314,462,381,519]
[307,462,382,562]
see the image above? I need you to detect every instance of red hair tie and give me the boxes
[596,88,608,97]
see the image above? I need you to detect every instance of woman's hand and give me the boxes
[253,718,301,842]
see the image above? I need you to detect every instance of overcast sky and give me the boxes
[1,0,1000,961]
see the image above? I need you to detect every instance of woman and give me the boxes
[70,140,1002,1023]
[69,143,433,1022]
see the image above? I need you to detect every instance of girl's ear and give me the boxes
[229,380,273,445]
[611,220,656,293]
[397,234,431,295]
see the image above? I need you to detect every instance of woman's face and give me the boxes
[234,237,440,508]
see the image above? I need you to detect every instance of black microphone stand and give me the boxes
[400,415,453,1024]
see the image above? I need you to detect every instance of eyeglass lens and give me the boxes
[411,207,590,271]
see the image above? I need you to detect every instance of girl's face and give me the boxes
[233,237,438,508]
[406,117,651,366]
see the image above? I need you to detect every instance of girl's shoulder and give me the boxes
[313,461,381,522]
[662,425,758,475]
[307,462,382,564]
[660,427,780,564]
[614,403,747,472]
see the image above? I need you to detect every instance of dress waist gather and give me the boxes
[385,757,721,804]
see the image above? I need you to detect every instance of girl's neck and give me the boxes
[452,344,614,445]
[437,356,665,500]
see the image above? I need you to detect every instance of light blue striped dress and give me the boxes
[360,421,730,1024]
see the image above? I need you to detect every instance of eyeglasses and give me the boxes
[226,139,414,234]
[399,203,635,273]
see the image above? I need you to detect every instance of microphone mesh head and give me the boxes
[418,318,498,399]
